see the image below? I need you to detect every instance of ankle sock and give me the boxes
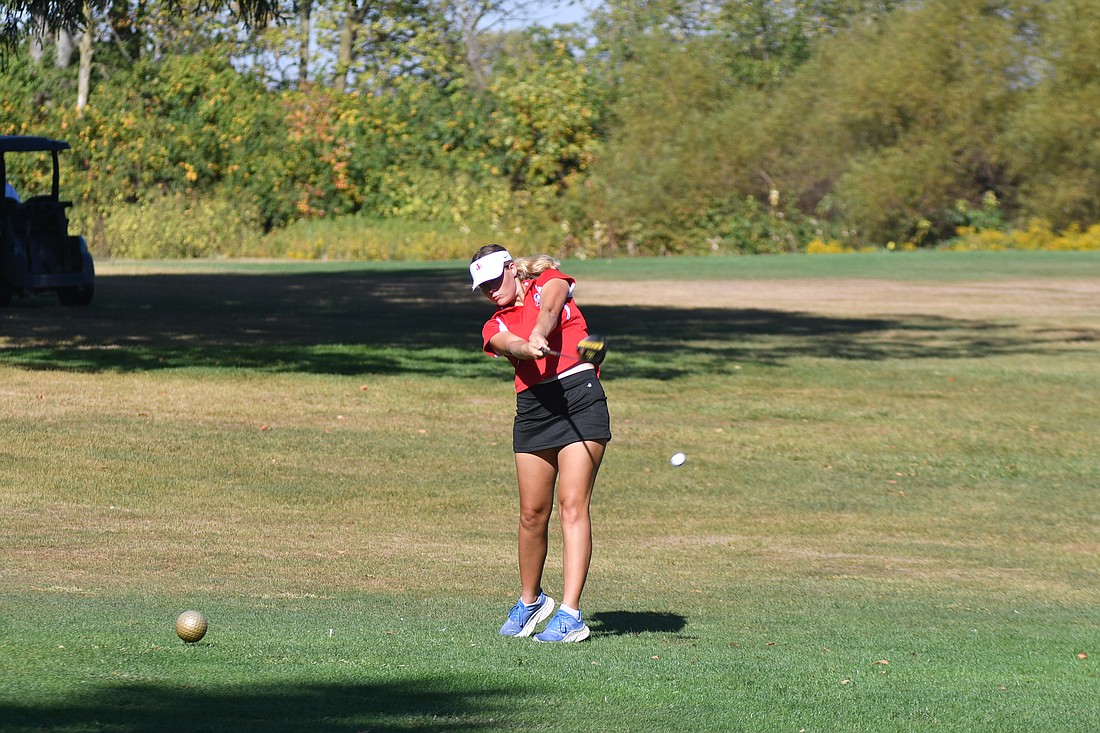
[560,604,581,621]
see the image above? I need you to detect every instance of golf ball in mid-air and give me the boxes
[175,610,208,643]
[670,452,687,467]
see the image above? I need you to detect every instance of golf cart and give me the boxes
[0,136,94,306]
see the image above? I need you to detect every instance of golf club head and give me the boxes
[576,335,607,366]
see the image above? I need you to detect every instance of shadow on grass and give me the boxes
[0,266,1092,377]
[588,610,687,637]
[0,678,521,732]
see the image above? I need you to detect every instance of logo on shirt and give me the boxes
[532,286,541,307]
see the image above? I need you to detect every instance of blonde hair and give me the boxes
[513,254,561,281]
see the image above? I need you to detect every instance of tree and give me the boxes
[585,0,900,252]
[485,27,603,198]
[592,0,900,86]
[305,0,436,93]
[587,31,742,252]
[768,0,1034,244]
[0,0,282,42]
[714,0,903,86]
[1002,0,1100,228]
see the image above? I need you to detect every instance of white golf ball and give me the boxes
[670,452,686,467]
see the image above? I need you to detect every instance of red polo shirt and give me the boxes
[481,269,595,392]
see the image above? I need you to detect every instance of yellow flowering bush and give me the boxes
[948,219,1100,252]
[805,238,882,254]
[806,238,854,254]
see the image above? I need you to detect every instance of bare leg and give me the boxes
[555,439,606,610]
[514,449,558,604]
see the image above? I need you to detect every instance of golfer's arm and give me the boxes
[488,332,539,360]
[530,279,569,339]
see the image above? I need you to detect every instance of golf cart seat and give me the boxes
[21,195,79,274]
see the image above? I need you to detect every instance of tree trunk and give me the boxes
[27,19,73,66]
[29,26,44,64]
[334,7,356,94]
[56,28,76,67]
[334,0,374,93]
[77,2,93,114]
[299,0,312,85]
[456,0,489,90]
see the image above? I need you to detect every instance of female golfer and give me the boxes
[470,244,610,643]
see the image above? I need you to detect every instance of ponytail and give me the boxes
[513,254,561,281]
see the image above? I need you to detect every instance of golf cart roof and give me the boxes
[0,136,71,154]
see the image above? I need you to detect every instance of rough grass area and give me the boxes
[1,252,1097,732]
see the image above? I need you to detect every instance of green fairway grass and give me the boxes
[1,252,1097,732]
[95,248,1100,281]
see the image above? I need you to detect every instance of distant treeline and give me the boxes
[2,0,1098,258]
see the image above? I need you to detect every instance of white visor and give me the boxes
[469,250,513,290]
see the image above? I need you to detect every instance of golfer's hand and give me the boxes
[501,337,543,360]
[527,331,549,356]
[516,341,545,360]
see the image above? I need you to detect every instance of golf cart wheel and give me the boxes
[58,284,93,306]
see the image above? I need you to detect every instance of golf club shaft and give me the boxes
[541,347,605,366]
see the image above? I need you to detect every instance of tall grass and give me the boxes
[256,215,566,262]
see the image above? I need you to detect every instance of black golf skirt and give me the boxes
[513,369,612,453]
